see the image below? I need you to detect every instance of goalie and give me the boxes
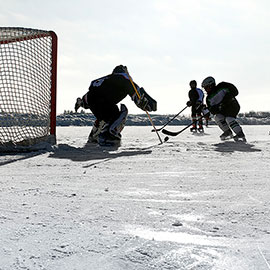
[75,65,157,146]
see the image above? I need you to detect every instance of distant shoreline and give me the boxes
[56,112,270,126]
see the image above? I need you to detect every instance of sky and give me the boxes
[1,0,270,115]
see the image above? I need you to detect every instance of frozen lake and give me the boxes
[0,125,270,269]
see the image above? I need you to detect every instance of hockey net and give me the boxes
[0,27,57,152]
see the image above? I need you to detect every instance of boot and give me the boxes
[233,131,246,142]
[98,123,121,146]
[220,130,233,141]
[190,126,197,132]
[198,125,204,133]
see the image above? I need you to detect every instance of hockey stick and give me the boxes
[151,105,188,132]
[162,113,207,137]
[124,68,163,144]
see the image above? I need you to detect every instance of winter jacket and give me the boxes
[206,82,240,117]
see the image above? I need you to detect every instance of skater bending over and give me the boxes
[201,76,246,142]
[186,80,204,132]
[75,65,157,146]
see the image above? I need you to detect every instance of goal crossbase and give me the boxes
[0,135,56,153]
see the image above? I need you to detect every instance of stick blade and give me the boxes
[152,128,162,132]
[162,129,179,136]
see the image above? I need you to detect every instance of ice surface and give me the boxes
[0,125,270,269]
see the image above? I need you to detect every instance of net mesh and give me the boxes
[0,27,56,151]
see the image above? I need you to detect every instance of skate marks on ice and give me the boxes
[122,225,259,270]
[121,208,270,270]
[257,245,270,270]
[48,143,152,166]
[121,237,225,270]
[213,141,261,153]
[118,184,270,269]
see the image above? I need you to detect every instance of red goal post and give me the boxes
[0,27,57,151]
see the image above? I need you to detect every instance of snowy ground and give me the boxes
[0,125,270,270]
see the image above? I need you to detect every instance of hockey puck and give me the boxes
[164,136,169,142]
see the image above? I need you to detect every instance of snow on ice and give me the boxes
[0,125,270,270]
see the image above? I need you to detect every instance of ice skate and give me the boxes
[233,131,247,142]
[98,130,121,147]
[190,126,197,132]
[220,130,233,141]
[198,125,204,133]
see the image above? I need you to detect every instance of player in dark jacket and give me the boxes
[201,76,246,141]
[186,80,205,132]
[75,65,157,146]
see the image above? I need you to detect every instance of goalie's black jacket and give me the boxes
[206,82,240,117]
[82,73,138,109]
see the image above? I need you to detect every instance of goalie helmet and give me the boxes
[201,76,216,89]
[112,65,127,74]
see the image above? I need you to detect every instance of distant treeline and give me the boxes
[57,110,270,126]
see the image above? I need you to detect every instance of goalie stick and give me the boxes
[123,67,163,144]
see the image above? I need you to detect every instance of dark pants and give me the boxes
[191,106,203,128]
[88,95,120,124]
[191,106,202,118]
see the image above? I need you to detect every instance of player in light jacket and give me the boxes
[186,80,205,132]
[201,76,246,142]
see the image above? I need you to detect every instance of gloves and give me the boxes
[75,97,83,112]
[186,101,192,107]
[133,88,157,112]
[186,100,202,108]
[202,107,210,115]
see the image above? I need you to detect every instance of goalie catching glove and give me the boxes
[132,87,157,112]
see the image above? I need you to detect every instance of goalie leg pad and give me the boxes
[88,120,106,143]
[98,104,128,146]
[109,104,128,139]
